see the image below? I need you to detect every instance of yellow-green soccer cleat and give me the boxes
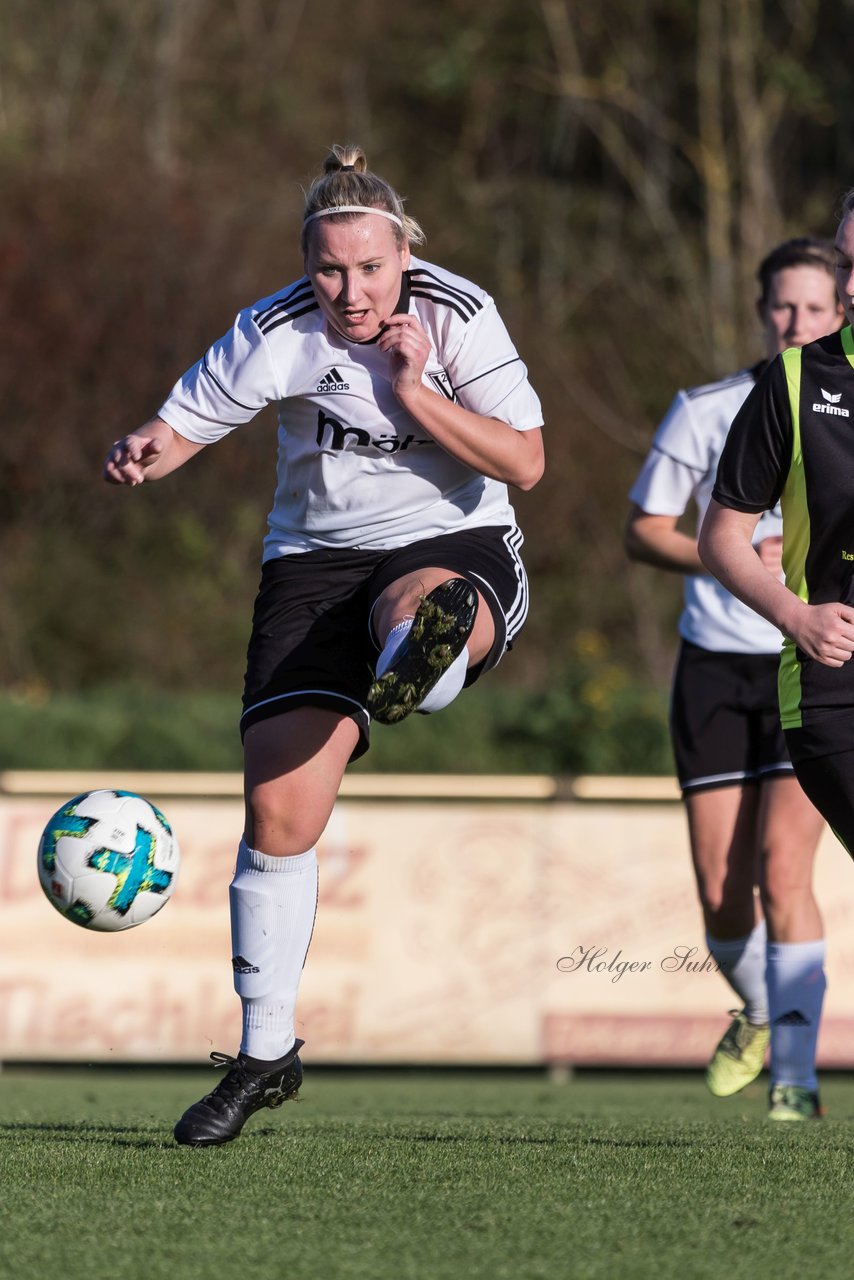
[705,1010,770,1097]
[767,1084,822,1122]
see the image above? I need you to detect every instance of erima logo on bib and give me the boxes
[317,368,349,392]
[813,388,849,416]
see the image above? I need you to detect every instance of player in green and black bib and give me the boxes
[627,238,841,1123]
[702,190,854,1120]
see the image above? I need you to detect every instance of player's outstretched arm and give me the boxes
[700,499,854,667]
[103,416,206,486]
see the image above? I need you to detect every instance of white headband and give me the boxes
[303,204,403,230]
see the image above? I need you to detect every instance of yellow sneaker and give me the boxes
[768,1084,822,1121]
[705,1010,769,1097]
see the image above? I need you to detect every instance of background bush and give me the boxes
[0,654,673,776]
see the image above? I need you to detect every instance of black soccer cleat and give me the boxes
[367,577,478,725]
[173,1039,304,1147]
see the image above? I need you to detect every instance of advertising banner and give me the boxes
[2,779,853,1065]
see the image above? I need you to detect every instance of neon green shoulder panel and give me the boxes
[778,347,808,728]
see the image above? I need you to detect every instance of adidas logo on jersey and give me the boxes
[317,368,349,392]
[813,388,849,416]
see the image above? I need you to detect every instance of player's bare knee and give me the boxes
[245,803,323,859]
[761,863,810,917]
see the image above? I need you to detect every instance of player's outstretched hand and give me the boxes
[791,601,854,667]
[103,434,164,486]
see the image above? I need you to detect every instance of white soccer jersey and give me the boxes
[159,256,543,558]
[629,366,784,654]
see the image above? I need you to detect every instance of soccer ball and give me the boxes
[37,789,179,931]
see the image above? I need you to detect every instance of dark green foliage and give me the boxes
[0,686,243,771]
[0,672,673,775]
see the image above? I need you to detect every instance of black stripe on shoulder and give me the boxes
[259,301,320,334]
[255,277,314,320]
[201,355,258,412]
[256,279,317,332]
[408,268,483,316]
[454,357,521,393]
[410,288,478,323]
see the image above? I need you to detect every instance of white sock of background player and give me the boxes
[766,938,826,1092]
[705,920,769,1025]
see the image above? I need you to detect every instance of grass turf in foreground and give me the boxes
[1,1069,853,1280]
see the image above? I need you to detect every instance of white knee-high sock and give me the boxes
[229,838,318,1062]
[767,939,826,1091]
[706,920,769,1024]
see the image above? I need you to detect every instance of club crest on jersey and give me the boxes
[428,369,458,402]
[317,367,349,392]
[315,410,431,453]
[813,387,849,416]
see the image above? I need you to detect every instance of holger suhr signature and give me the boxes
[556,945,720,983]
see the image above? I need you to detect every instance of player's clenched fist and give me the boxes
[103,434,164,485]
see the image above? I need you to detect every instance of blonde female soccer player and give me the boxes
[104,144,544,1145]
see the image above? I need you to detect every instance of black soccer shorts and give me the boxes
[669,640,794,794]
[240,525,528,758]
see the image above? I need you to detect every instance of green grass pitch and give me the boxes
[2,1068,854,1280]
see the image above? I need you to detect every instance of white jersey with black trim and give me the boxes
[629,366,783,654]
[159,256,543,557]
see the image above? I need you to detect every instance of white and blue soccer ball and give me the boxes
[37,789,179,931]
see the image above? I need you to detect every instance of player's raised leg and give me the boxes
[368,569,490,724]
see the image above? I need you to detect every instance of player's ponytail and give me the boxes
[301,144,425,252]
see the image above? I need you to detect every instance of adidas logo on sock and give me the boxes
[317,367,349,392]
[773,1009,810,1026]
[232,955,260,974]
